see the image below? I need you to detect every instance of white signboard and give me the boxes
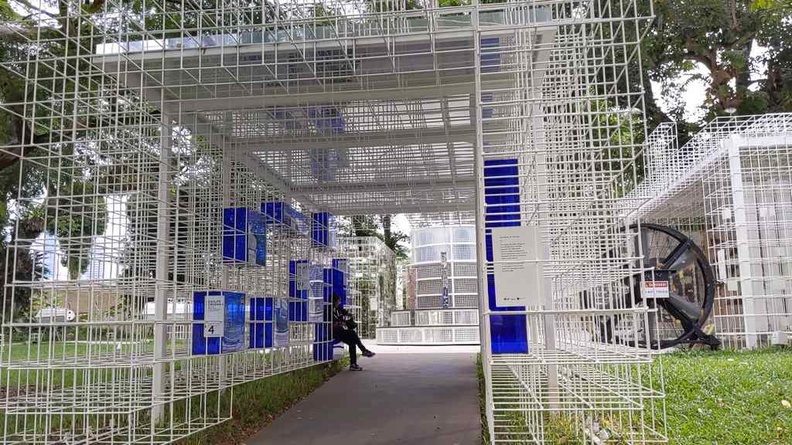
[295,262,310,291]
[273,298,290,347]
[308,297,324,323]
[643,280,670,299]
[492,226,543,307]
[204,294,225,337]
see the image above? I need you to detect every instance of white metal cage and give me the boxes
[627,114,792,349]
[337,236,396,338]
[1,0,664,443]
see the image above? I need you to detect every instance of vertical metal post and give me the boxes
[532,103,558,408]
[152,110,173,424]
[471,1,496,439]
[728,135,763,348]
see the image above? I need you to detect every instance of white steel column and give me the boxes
[152,109,173,423]
[727,135,764,348]
[471,1,495,439]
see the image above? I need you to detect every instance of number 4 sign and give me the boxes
[204,294,225,337]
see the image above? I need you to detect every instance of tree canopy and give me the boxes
[644,0,792,128]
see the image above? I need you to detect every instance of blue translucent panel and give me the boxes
[261,201,308,236]
[481,37,501,74]
[193,291,246,355]
[311,212,336,248]
[222,208,266,266]
[484,158,529,354]
[313,323,334,361]
[248,297,271,349]
[223,293,246,353]
[289,260,310,299]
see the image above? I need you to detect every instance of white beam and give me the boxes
[242,128,475,151]
[293,177,475,194]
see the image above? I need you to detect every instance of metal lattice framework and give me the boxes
[337,236,396,338]
[0,0,664,443]
[626,113,792,349]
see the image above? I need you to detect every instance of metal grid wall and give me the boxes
[473,0,664,442]
[337,236,396,338]
[630,114,792,349]
[1,0,665,442]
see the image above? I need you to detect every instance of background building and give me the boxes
[378,225,479,345]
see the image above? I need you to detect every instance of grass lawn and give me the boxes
[660,348,792,445]
[478,348,792,444]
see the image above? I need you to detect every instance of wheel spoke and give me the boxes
[662,239,692,269]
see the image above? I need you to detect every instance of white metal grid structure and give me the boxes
[1,0,664,443]
[626,114,792,349]
[337,236,396,338]
[379,225,481,345]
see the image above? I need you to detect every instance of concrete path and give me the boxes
[247,345,481,445]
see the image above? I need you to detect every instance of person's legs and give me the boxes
[348,340,358,366]
[335,330,359,367]
[346,329,368,352]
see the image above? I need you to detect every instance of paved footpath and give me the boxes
[246,345,481,445]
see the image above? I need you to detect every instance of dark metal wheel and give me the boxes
[632,223,717,349]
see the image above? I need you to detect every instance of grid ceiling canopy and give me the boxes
[92,8,557,215]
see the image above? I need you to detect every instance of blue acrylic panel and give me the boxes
[289,260,310,299]
[249,297,272,349]
[222,208,266,266]
[289,300,308,322]
[193,291,247,355]
[331,258,349,289]
[310,106,345,135]
[308,107,347,182]
[261,201,308,236]
[484,158,529,354]
[223,293,246,353]
[313,323,334,361]
[480,37,501,74]
[192,291,220,355]
[311,212,335,248]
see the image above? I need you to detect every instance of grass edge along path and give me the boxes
[476,349,792,445]
[177,358,348,445]
[477,354,491,445]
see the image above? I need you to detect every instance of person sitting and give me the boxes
[332,293,375,371]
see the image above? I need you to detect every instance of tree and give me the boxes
[643,0,792,125]
[351,214,379,237]
[0,0,122,322]
[379,214,409,260]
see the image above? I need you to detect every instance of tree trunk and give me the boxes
[381,214,392,242]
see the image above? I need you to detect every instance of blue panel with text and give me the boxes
[261,201,308,237]
[222,208,266,266]
[193,291,246,355]
[484,159,529,353]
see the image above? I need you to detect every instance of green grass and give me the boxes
[660,348,792,445]
[1,341,346,444]
[478,349,792,445]
[176,358,348,445]
[477,354,491,445]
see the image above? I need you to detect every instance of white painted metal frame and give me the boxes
[1,0,664,442]
[628,114,792,349]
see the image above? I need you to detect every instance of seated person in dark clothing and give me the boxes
[332,293,375,371]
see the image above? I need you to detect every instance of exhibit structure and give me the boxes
[625,114,792,349]
[1,0,664,442]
